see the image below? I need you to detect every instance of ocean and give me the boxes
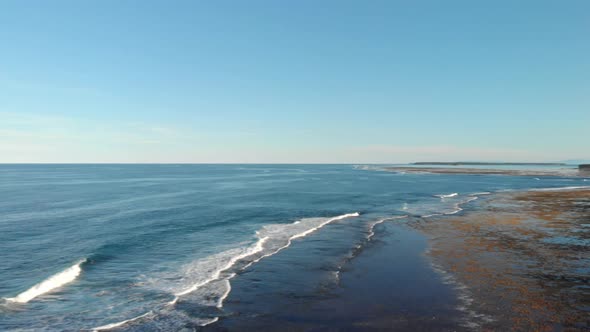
[0,164,586,331]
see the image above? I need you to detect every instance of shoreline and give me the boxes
[210,220,467,332]
[208,186,589,331]
[413,188,590,331]
[382,166,587,177]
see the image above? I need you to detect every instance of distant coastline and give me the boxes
[412,162,568,166]
[383,166,583,177]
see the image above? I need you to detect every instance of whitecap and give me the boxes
[423,196,478,218]
[530,186,590,192]
[5,259,86,304]
[171,212,359,309]
[92,311,154,331]
[172,236,270,298]
[435,193,458,199]
[366,216,408,241]
[96,213,360,330]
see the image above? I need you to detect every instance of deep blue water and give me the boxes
[0,164,586,331]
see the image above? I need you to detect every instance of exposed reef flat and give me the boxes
[413,189,590,331]
[384,166,582,177]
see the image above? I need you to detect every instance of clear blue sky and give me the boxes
[1,1,588,163]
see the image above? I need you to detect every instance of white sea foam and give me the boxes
[172,212,359,308]
[291,213,359,240]
[447,196,478,215]
[367,216,408,241]
[435,192,458,199]
[426,186,587,218]
[98,213,360,330]
[92,311,154,331]
[216,278,233,308]
[173,236,270,298]
[530,185,590,192]
[5,259,86,304]
[241,212,361,271]
[423,196,478,218]
[470,192,491,196]
[199,317,220,326]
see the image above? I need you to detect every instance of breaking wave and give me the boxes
[5,259,86,304]
[91,213,360,330]
[366,216,408,242]
[435,193,458,199]
[92,311,154,331]
[422,195,479,218]
[530,185,590,191]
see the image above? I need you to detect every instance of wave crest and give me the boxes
[435,193,458,199]
[92,213,360,330]
[5,259,86,304]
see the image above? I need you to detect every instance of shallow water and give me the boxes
[0,164,586,330]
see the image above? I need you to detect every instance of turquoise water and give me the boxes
[0,164,586,330]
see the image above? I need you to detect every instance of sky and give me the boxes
[1,0,589,163]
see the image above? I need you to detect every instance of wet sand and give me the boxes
[383,166,585,177]
[414,189,590,331]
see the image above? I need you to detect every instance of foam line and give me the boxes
[92,311,153,331]
[242,213,360,270]
[367,216,408,241]
[217,278,233,308]
[423,196,478,218]
[96,213,361,330]
[199,317,220,326]
[209,212,359,311]
[435,193,459,199]
[174,236,270,297]
[529,186,590,191]
[424,186,589,219]
[422,213,443,218]
[291,213,359,240]
[5,259,86,304]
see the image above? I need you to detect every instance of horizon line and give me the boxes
[0,161,586,165]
